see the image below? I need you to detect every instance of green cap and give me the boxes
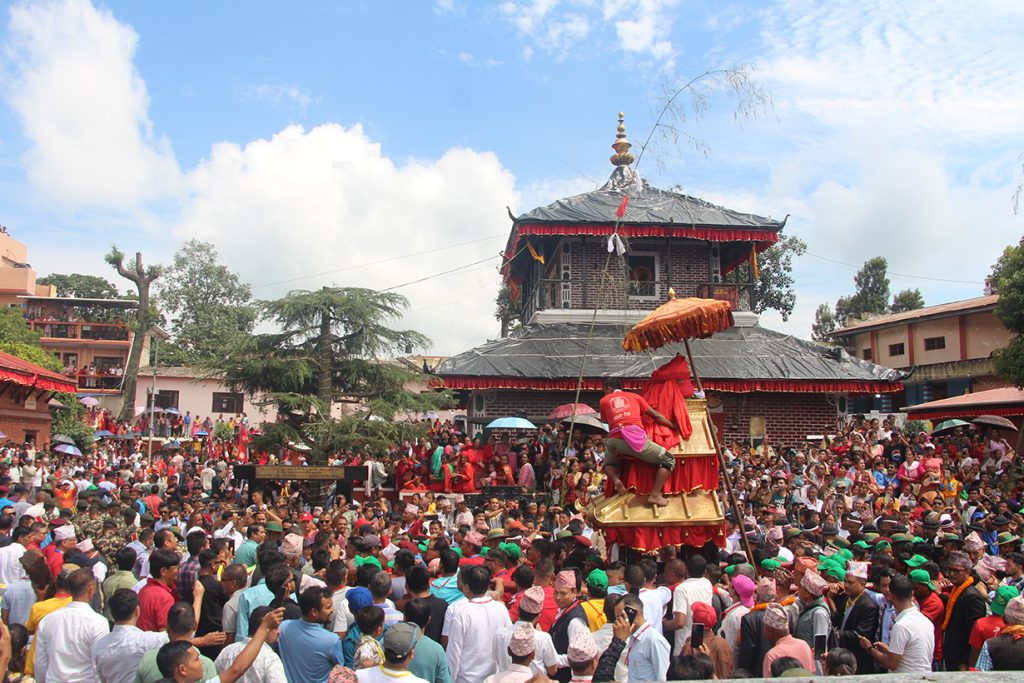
[724,564,737,575]
[479,546,490,556]
[820,564,846,582]
[760,558,782,571]
[418,541,429,553]
[997,532,1021,545]
[853,540,871,550]
[912,536,925,543]
[875,540,892,550]
[838,548,853,561]
[909,569,936,591]
[992,585,1020,616]
[863,532,880,542]
[784,528,803,540]
[556,530,573,540]
[452,547,463,558]
[586,569,609,590]
[904,554,928,568]
[828,537,851,550]
[355,555,382,570]
[266,521,284,533]
[498,542,522,560]
[891,533,914,543]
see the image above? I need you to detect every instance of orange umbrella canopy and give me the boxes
[623,291,733,352]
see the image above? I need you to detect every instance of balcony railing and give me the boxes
[73,370,124,393]
[522,278,753,319]
[698,282,753,311]
[27,320,130,342]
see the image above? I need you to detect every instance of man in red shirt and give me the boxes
[138,548,181,631]
[969,584,1019,666]
[910,569,943,666]
[599,379,681,506]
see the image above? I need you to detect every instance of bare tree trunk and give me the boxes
[108,251,161,422]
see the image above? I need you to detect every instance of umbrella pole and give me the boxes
[683,338,757,565]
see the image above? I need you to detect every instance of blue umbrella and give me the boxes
[485,416,536,430]
[54,443,83,456]
[194,430,209,437]
[164,407,181,415]
[94,430,114,438]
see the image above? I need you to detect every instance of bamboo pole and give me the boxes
[683,338,757,565]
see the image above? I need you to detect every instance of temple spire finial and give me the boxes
[610,111,635,167]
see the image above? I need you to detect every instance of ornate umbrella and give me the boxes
[622,290,733,353]
[51,434,76,445]
[560,414,608,434]
[973,415,1019,431]
[932,419,971,436]
[548,403,597,420]
[622,290,752,560]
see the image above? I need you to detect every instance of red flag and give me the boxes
[616,196,629,218]
[237,424,251,461]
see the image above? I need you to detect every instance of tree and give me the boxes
[36,273,120,299]
[0,307,44,346]
[991,238,1024,388]
[811,303,837,342]
[106,248,163,421]
[157,240,257,363]
[890,288,925,313]
[723,234,807,321]
[211,286,452,462]
[851,257,890,316]
[494,282,521,337]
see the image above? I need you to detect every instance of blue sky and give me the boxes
[1,0,1021,355]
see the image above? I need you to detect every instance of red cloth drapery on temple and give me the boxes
[641,354,695,450]
[603,524,726,552]
[604,454,718,496]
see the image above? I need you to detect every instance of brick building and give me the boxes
[436,114,904,446]
[0,350,77,446]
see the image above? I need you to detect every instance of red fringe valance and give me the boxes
[437,376,902,394]
[904,407,1024,420]
[0,369,75,394]
[603,524,727,552]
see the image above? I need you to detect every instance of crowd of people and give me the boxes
[0,395,1022,682]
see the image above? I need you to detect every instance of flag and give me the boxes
[616,195,629,218]
[526,241,545,264]
[751,244,760,280]
[237,424,251,461]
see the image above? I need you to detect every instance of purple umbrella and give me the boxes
[53,443,83,456]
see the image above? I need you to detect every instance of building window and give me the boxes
[862,348,872,360]
[626,253,658,298]
[212,392,244,414]
[154,390,179,410]
[888,343,905,356]
[924,336,945,351]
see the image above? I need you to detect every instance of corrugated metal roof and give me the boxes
[833,295,999,336]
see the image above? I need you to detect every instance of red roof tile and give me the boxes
[0,350,77,393]
[833,295,999,336]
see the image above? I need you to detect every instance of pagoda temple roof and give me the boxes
[435,322,905,394]
[516,165,786,231]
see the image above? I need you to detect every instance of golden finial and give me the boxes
[610,111,635,167]
[668,287,676,300]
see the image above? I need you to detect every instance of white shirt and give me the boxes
[625,624,670,683]
[638,586,671,635]
[357,665,429,683]
[493,621,561,674]
[592,623,628,682]
[0,542,27,585]
[332,586,353,634]
[445,595,513,683]
[719,603,749,669]
[92,624,168,683]
[215,638,288,683]
[887,606,934,673]
[35,601,110,682]
[482,663,533,683]
[671,577,713,654]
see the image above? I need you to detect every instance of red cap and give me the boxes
[300,512,313,522]
[691,602,717,628]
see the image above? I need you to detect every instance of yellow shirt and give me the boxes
[25,594,72,676]
[581,598,606,631]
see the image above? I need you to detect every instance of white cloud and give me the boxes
[2,0,180,205]
[497,0,679,65]
[240,83,315,111]
[757,0,1024,138]
[176,124,519,355]
[435,0,455,13]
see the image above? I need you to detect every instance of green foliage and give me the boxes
[0,307,43,345]
[851,257,891,316]
[36,273,120,298]
[903,419,928,437]
[157,240,257,363]
[213,421,234,443]
[725,233,807,321]
[210,286,452,462]
[50,397,94,454]
[811,303,837,342]
[991,237,1024,388]
[0,342,60,371]
[890,288,925,313]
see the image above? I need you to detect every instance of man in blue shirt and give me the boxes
[278,586,344,683]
